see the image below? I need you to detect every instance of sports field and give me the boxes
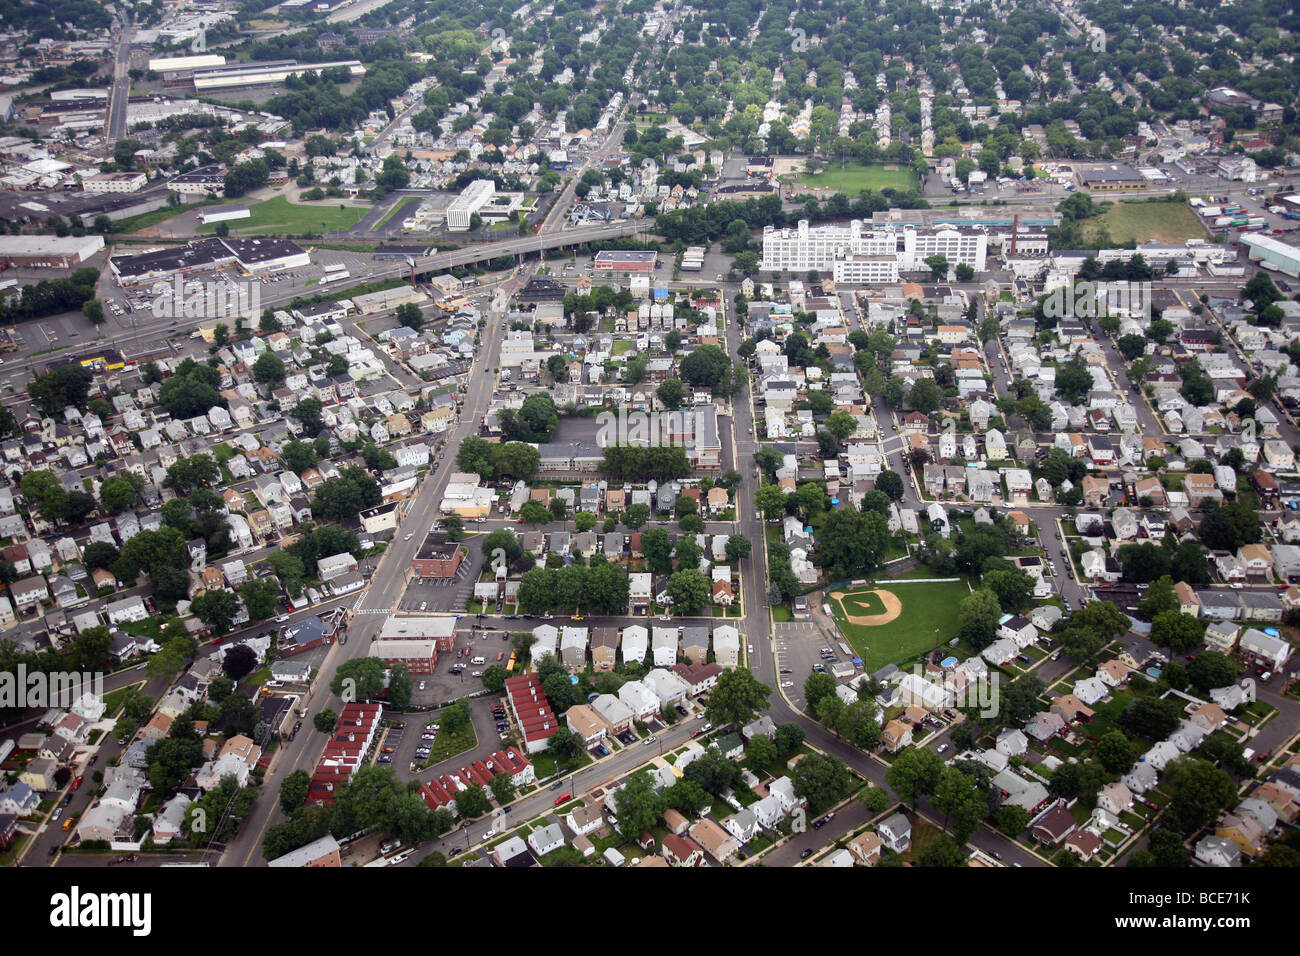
[197,196,369,235]
[795,162,917,193]
[826,578,972,671]
[1084,200,1206,244]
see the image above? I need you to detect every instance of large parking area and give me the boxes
[771,621,853,708]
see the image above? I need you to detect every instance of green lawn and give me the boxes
[418,721,477,769]
[197,195,369,235]
[371,196,421,232]
[795,162,917,194]
[1084,200,1207,245]
[828,578,973,671]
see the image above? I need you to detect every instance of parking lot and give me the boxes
[772,621,853,707]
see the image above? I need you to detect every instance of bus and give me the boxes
[505,650,518,674]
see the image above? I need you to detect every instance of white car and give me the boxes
[780,681,794,688]
[482,828,496,839]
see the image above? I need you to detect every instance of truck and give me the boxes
[1199,205,1222,218]
[1214,217,1232,228]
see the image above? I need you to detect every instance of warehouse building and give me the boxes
[0,235,104,268]
[1242,234,1300,278]
[109,236,309,286]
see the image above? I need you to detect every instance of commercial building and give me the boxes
[446,179,495,231]
[411,534,466,579]
[593,249,659,273]
[0,235,104,269]
[378,614,458,653]
[167,165,227,197]
[1075,165,1148,191]
[82,172,147,194]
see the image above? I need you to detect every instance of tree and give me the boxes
[489,771,516,805]
[480,665,506,693]
[395,303,423,330]
[1069,600,1130,640]
[623,503,651,529]
[1122,696,1183,740]
[1095,730,1137,774]
[221,643,258,682]
[387,663,413,709]
[824,409,858,441]
[995,804,1030,837]
[1057,627,1105,666]
[331,657,387,702]
[253,350,286,388]
[613,769,664,842]
[886,746,945,805]
[314,708,338,733]
[280,769,311,812]
[642,528,673,573]
[1163,757,1238,833]
[98,475,141,514]
[705,668,771,727]
[547,725,583,760]
[875,470,904,501]
[1138,575,1179,618]
[666,568,710,615]
[193,589,241,635]
[1117,542,1171,583]
[725,535,751,562]
[908,378,941,414]
[804,672,838,713]
[239,579,279,621]
[1187,652,1239,695]
[836,700,882,750]
[1001,675,1046,728]
[815,509,890,579]
[790,752,852,813]
[957,587,1002,651]
[656,378,686,410]
[918,834,968,867]
[933,766,987,843]
[754,484,789,522]
[679,345,732,388]
[1150,611,1205,654]
[983,568,1034,613]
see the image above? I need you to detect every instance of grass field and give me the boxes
[1084,200,1207,244]
[828,578,972,671]
[197,195,369,235]
[795,162,917,193]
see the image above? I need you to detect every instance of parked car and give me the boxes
[554,793,571,805]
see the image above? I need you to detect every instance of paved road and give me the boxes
[218,268,526,866]
[105,19,133,143]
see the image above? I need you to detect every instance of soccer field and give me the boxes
[827,578,972,672]
[795,163,918,193]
